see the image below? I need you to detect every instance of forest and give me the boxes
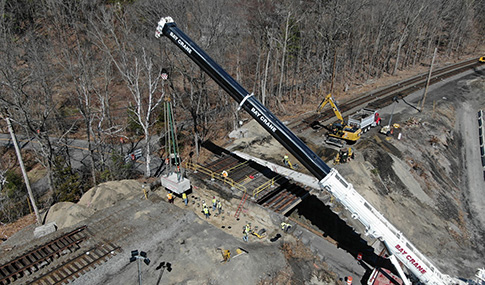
[0,0,484,223]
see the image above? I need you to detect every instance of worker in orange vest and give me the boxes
[167,191,174,204]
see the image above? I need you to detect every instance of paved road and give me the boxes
[378,67,485,230]
[0,133,164,177]
[461,99,485,230]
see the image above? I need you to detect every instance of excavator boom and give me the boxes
[317,93,345,123]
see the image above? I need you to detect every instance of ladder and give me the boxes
[234,192,249,219]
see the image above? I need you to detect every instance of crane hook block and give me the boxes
[155,17,174,38]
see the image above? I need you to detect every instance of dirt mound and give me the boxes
[45,180,142,229]
[77,180,141,211]
[45,202,95,229]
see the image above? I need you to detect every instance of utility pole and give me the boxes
[420,47,437,111]
[330,50,337,95]
[3,115,41,224]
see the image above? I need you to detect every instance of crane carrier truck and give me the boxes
[155,16,484,285]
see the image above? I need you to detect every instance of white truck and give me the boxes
[348,108,381,133]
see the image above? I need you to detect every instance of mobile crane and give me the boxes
[155,17,482,285]
[316,93,361,143]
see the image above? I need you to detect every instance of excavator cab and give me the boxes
[327,123,361,142]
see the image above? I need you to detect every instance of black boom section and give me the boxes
[161,21,331,180]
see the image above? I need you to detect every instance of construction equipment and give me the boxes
[219,248,231,263]
[479,56,485,63]
[334,148,354,164]
[317,93,361,144]
[348,108,381,133]
[155,17,481,284]
[250,227,267,239]
[217,247,248,263]
[380,123,401,136]
[380,97,399,135]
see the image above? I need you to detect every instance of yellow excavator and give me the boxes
[316,93,361,145]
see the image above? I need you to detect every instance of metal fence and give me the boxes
[478,110,485,180]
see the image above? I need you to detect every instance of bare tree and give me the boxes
[91,9,164,177]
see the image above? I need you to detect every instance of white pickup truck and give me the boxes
[348,108,381,133]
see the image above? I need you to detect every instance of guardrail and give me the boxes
[185,161,247,193]
[252,175,285,198]
[478,110,485,180]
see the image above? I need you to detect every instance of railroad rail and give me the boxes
[0,225,121,285]
[28,242,120,284]
[0,226,88,284]
[299,57,483,130]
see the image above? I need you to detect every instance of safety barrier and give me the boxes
[185,161,247,193]
[252,175,284,198]
[478,110,485,180]
[224,160,249,173]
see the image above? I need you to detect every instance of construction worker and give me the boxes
[203,206,210,219]
[348,147,354,160]
[245,222,251,234]
[242,225,249,242]
[212,196,217,211]
[217,200,222,215]
[202,200,207,209]
[182,192,188,206]
[281,222,292,233]
[142,183,148,199]
[167,191,174,204]
[283,154,289,166]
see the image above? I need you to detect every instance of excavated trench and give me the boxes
[288,195,398,278]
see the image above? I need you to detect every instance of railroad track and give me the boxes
[295,57,482,131]
[0,225,121,285]
[0,226,88,284]
[257,182,311,215]
[28,242,120,285]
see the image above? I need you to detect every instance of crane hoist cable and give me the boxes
[164,98,181,171]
